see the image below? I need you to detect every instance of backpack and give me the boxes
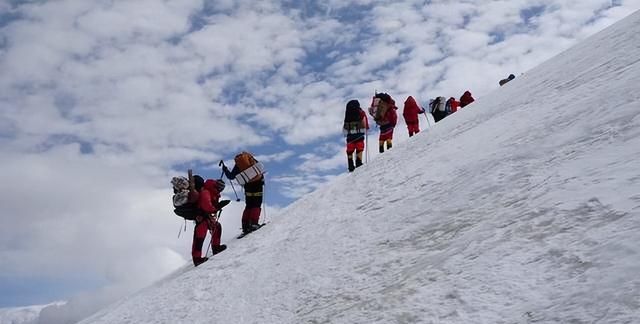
[235,152,258,172]
[429,98,438,113]
[343,105,366,136]
[171,176,199,220]
[435,96,446,112]
[343,120,366,135]
[430,97,448,122]
[234,152,265,185]
[369,93,392,125]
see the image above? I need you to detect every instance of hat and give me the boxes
[508,74,515,79]
[346,99,360,110]
[193,175,205,191]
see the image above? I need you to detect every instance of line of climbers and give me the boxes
[170,74,518,265]
[342,90,475,172]
[170,152,266,266]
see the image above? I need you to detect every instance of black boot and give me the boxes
[193,257,209,267]
[387,141,392,150]
[348,158,355,172]
[242,222,251,234]
[211,244,227,256]
[379,144,384,153]
[249,223,262,231]
[355,158,363,168]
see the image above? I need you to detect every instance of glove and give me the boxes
[222,165,229,174]
[216,199,231,210]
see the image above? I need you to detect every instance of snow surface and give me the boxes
[0,302,64,324]
[75,9,640,324]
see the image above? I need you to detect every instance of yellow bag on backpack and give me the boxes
[234,152,265,185]
[235,152,257,172]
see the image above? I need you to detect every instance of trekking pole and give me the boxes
[204,210,221,257]
[423,110,431,128]
[365,129,369,163]
[177,219,186,239]
[204,220,212,257]
[262,176,267,225]
[219,160,241,202]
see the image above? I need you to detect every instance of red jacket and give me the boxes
[448,97,460,113]
[403,96,424,123]
[358,109,369,130]
[198,179,221,214]
[459,91,475,108]
[383,104,397,128]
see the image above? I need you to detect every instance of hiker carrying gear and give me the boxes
[446,97,460,114]
[430,96,448,123]
[343,99,369,172]
[192,178,228,266]
[499,74,516,86]
[368,92,397,153]
[459,90,475,108]
[223,152,265,234]
[402,96,425,137]
[171,173,204,220]
[231,152,265,185]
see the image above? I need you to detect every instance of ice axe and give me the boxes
[219,160,241,202]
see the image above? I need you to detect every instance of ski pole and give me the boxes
[262,175,267,225]
[177,219,187,239]
[205,210,222,257]
[423,110,431,128]
[204,219,212,257]
[365,129,369,164]
[219,160,241,202]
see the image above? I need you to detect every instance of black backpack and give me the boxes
[174,203,200,220]
[343,100,366,135]
[171,176,202,221]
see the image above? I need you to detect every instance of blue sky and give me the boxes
[0,0,639,314]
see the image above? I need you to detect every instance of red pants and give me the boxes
[192,219,222,259]
[346,139,365,154]
[242,207,261,231]
[379,128,394,141]
[406,121,420,136]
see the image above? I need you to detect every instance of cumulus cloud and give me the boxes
[1,0,639,322]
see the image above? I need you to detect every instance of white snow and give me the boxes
[0,302,64,324]
[68,9,640,324]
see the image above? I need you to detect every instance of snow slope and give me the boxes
[80,10,640,324]
[0,302,64,324]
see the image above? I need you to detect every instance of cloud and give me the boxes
[255,150,295,162]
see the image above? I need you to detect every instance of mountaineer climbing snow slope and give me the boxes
[79,9,640,324]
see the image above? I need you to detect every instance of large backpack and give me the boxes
[430,96,446,112]
[343,102,366,136]
[234,151,265,185]
[171,176,199,220]
[343,119,366,136]
[369,93,393,124]
[430,97,448,123]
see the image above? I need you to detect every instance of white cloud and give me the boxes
[255,150,295,162]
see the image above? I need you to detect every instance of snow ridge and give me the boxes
[81,9,640,324]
